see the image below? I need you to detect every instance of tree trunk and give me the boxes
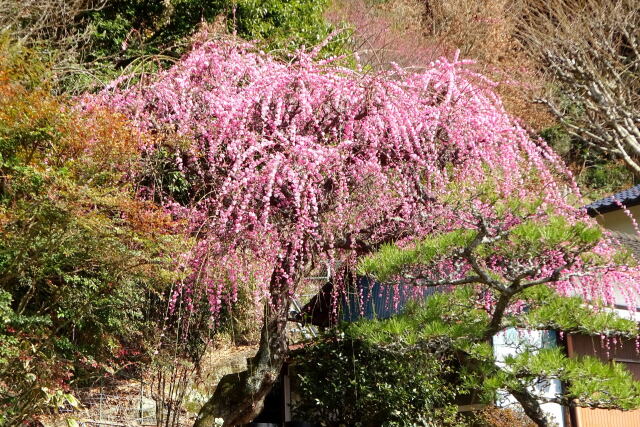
[195,247,302,426]
[508,386,552,427]
[194,306,289,426]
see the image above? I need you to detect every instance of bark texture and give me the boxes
[509,386,552,427]
[194,309,288,426]
[195,247,303,426]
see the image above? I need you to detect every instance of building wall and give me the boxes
[594,206,640,307]
[494,329,566,426]
[569,334,640,379]
[569,334,640,426]
[574,408,640,427]
[593,205,640,234]
[568,203,640,426]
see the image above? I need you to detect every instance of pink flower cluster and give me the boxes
[88,38,638,319]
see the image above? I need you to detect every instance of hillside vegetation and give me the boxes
[1,0,639,425]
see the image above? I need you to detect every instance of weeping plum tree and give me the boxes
[88,35,640,425]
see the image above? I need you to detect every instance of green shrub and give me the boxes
[87,0,348,59]
[292,326,463,426]
[2,1,351,94]
[0,43,187,423]
[539,125,635,200]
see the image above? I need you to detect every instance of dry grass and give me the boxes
[326,0,443,69]
[326,0,554,130]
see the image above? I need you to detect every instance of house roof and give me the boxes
[585,184,640,216]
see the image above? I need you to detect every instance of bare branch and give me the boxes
[516,0,640,175]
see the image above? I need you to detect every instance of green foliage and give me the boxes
[3,0,351,94]
[580,162,634,200]
[358,187,605,289]
[502,215,601,258]
[539,124,635,200]
[232,0,349,55]
[88,0,347,57]
[347,289,488,346]
[354,183,640,423]
[0,290,81,423]
[516,286,639,337]
[540,125,572,158]
[292,326,464,426]
[512,216,601,246]
[296,289,640,424]
[85,0,221,61]
[0,33,51,91]
[0,45,187,423]
[503,348,640,410]
[139,143,198,206]
[69,0,350,92]
[359,214,602,285]
[358,230,475,282]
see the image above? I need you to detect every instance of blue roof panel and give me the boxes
[585,184,640,216]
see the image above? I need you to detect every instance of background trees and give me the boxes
[0,42,188,424]
[515,0,640,178]
[0,0,349,94]
[327,0,640,198]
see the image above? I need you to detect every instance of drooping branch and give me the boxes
[89,29,640,425]
[195,244,310,426]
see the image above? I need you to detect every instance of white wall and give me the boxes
[493,328,566,427]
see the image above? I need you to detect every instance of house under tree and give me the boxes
[251,185,640,426]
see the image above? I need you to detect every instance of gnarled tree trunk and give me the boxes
[508,386,552,427]
[194,305,289,426]
[195,247,304,426]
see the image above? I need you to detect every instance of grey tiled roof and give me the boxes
[585,185,640,216]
